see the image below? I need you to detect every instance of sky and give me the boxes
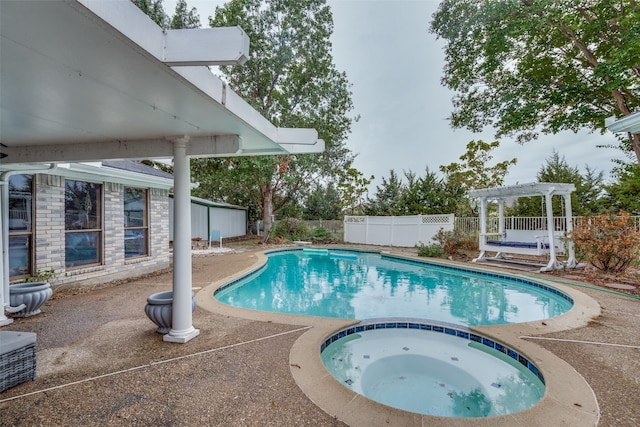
[164,0,628,190]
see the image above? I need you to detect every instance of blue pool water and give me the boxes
[215,249,572,326]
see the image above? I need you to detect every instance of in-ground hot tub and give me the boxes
[321,321,545,417]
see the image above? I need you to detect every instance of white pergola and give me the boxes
[0,0,324,342]
[468,183,577,272]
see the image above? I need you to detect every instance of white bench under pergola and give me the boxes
[468,183,577,272]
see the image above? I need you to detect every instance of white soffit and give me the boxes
[0,0,322,164]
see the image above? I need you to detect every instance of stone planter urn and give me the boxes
[144,290,196,334]
[9,281,52,317]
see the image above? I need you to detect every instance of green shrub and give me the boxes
[271,218,311,242]
[310,227,333,239]
[433,228,478,256]
[570,211,640,273]
[417,242,446,258]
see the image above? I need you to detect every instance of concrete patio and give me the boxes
[1,246,639,426]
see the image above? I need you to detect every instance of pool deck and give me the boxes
[1,245,639,426]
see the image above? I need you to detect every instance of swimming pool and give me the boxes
[206,248,599,423]
[214,249,573,325]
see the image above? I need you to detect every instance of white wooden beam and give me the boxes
[2,135,241,163]
[78,1,249,66]
[164,28,250,66]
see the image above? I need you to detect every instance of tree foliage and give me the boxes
[439,140,516,191]
[303,183,342,220]
[363,168,465,216]
[132,0,169,28]
[508,150,605,217]
[430,1,640,164]
[192,0,354,238]
[604,163,640,214]
[170,0,200,29]
[364,170,405,216]
[337,167,373,216]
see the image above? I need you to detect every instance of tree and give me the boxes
[193,0,354,239]
[439,140,517,191]
[337,167,373,216]
[132,0,169,28]
[364,170,405,216]
[604,163,640,214]
[400,168,464,215]
[303,183,342,220]
[170,0,200,29]
[430,1,640,165]
[509,150,605,216]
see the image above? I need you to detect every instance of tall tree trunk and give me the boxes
[261,183,274,242]
[632,133,640,166]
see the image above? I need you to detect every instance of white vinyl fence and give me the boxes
[343,214,455,247]
[455,216,640,234]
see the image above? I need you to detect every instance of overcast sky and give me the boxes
[166,0,628,189]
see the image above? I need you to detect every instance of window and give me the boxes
[124,187,148,258]
[65,180,102,268]
[8,175,33,278]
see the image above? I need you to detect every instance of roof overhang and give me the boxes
[605,112,640,134]
[468,182,576,199]
[0,0,324,164]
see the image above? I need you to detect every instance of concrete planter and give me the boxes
[9,281,52,317]
[144,290,196,334]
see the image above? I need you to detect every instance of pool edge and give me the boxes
[197,247,601,426]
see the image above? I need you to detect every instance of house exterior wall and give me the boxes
[26,173,171,287]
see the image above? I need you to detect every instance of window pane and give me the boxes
[65,180,101,230]
[125,229,147,258]
[65,232,99,268]
[124,188,146,227]
[9,236,30,277]
[9,175,32,232]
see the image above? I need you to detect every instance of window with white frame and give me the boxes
[124,187,148,258]
[8,174,33,279]
[65,180,102,268]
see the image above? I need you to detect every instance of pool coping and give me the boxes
[196,248,601,427]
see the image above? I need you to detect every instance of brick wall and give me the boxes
[31,174,171,287]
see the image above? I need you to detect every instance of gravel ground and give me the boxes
[1,244,639,426]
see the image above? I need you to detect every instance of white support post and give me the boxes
[543,191,558,271]
[497,199,505,237]
[164,137,200,343]
[0,181,13,326]
[564,194,577,268]
[473,197,488,263]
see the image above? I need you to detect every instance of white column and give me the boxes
[164,137,200,343]
[564,193,577,267]
[0,181,14,326]
[543,191,557,271]
[473,197,488,262]
[497,199,505,237]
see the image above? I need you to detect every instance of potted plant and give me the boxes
[9,269,57,317]
[144,290,196,334]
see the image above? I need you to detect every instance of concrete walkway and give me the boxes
[1,247,639,426]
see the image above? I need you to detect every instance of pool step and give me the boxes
[302,247,329,255]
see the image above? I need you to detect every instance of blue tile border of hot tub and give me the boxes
[320,318,545,385]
